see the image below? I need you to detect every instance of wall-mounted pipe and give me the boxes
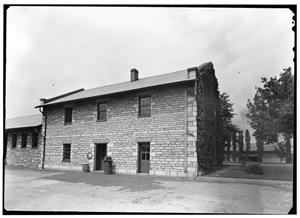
[38,99,47,170]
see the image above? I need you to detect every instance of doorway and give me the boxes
[94,143,107,170]
[138,142,150,173]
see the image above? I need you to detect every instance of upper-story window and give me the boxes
[97,102,107,122]
[11,134,17,149]
[64,107,73,124]
[32,132,39,149]
[21,133,27,148]
[139,96,151,117]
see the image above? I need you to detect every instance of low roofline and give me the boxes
[5,124,42,131]
[5,114,42,130]
[35,80,195,108]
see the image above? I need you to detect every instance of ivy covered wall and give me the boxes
[195,62,221,173]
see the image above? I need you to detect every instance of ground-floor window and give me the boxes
[11,134,17,148]
[21,133,27,148]
[32,132,39,149]
[62,144,71,162]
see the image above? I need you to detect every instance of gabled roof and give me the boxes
[36,67,197,108]
[5,114,42,130]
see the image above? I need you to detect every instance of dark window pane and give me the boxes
[64,107,73,123]
[142,153,145,160]
[12,134,17,148]
[140,97,150,106]
[99,103,107,111]
[140,107,151,116]
[21,134,27,148]
[63,144,71,162]
[32,132,38,148]
[139,96,151,117]
[99,112,107,121]
[97,103,107,121]
[146,153,150,160]
[142,144,147,152]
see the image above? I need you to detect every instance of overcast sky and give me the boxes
[6,6,294,135]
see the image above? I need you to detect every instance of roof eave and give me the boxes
[5,124,42,131]
[35,79,195,108]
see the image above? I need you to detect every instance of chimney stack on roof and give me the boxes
[40,98,47,104]
[130,69,139,82]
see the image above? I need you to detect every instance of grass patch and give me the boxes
[207,163,293,181]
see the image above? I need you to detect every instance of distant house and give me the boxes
[253,142,293,163]
[34,62,219,177]
[5,114,42,168]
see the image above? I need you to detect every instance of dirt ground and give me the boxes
[4,166,293,214]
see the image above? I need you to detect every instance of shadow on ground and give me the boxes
[42,171,166,192]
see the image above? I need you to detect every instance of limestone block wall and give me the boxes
[6,128,42,168]
[43,82,198,177]
[187,86,198,176]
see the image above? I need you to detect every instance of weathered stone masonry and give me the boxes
[6,128,42,168]
[43,83,198,177]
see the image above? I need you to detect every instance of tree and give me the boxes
[219,92,236,162]
[219,93,235,130]
[232,131,237,162]
[238,131,244,164]
[245,129,251,160]
[255,133,264,162]
[225,137,231,161]
[246,67,294,163]
[274,142,286,163]
[277,68,294,163]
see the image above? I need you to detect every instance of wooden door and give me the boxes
[138,142,150,173]
[95,144,107,170]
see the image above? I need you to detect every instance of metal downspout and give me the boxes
[38,107,47,170]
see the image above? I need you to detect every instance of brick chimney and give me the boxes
[130,69,139,82]
[40,98,47,104]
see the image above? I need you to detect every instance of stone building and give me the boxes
[35,62,219,177]
[5,114,43,168]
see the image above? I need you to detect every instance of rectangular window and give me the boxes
[64,107,73,124]
[11,134,17,149]
[139,142,150,161]
[138,96,151,117]
[21,133,27,148]
[97,102,107,121]
[63,144,71,162]
[32,132,39,149]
